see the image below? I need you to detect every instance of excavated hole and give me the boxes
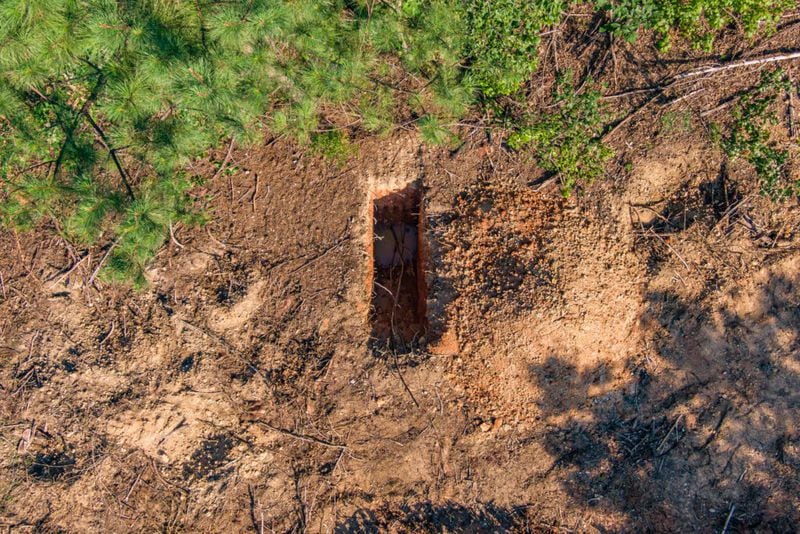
[369,182,427,352]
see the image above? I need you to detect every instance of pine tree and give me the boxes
[1,0,795,285]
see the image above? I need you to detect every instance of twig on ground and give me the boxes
[664,87,705,107]
[176,317,259,376]
[251,173,259,213]
[788,77,796,139]
[248,485,265,534]
[602,87,660,100]
[205,227,233,250]
[169,223,185,249]
[393,351,420,408]
[98,322,115,345]
[610,36,618,91]
[89,241,118,285]
[647,228,691,272]
[149,458,189,494]
[48,253,90,288]
[721,503,736,534]
[604,92,662,139]
[289,224,351,274]
[211,138,235,183]
[255,420,347,449]
[123,467,144,503]
[701,100,735,117]
[656,414,684,454]
[697,401,730,450]
[674,51,800,82]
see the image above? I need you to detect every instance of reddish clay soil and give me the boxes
[2,18,800,534]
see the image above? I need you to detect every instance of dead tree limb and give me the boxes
[673,50,800,82]
[788,77,797,139]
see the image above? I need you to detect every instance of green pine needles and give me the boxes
[0,1,796,285]
[0,0,478,286]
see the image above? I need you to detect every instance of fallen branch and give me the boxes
[788,77,796,139]
[255,420,347,449]
[604,51,800,131]
[211,138,236,182]
[674,51,800,82]
[88,241,118,285]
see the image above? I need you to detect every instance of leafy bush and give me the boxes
[597,0,794,50]
[465,0,569,97]
[507,73,614,196]
[717,69,795,200]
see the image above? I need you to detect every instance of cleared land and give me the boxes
[2,10,800,534]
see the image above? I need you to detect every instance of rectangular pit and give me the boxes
[368,182,427,352]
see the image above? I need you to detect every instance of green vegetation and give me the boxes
[660,110,694,135]
[717,69,796,200]
[464,0,567,97]
[0,0,796,284]
[507,73,613,196]
[0,0,474,284]
[597,0,793,50]
[311,131,354,165]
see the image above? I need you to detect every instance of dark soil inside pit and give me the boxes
[370,182,427,352]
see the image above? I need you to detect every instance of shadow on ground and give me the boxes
[334,501,531,533]
[529,269,800,531]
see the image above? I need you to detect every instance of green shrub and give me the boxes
[596,0,794,50]
[507,72,613,196]
[465,0,569,97]
[311,131,354,164]
[717,69,795,200]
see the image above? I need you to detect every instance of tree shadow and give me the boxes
[631,167,744,271]
[529,270,800,531]
[333,501,530,533]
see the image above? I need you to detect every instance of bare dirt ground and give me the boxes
[2,15,800,534]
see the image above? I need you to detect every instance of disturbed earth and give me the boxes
[3,24,800,534]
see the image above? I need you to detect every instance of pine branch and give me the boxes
[40,74,107,180]
[82,111,136,201]
[194,0,208,50]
